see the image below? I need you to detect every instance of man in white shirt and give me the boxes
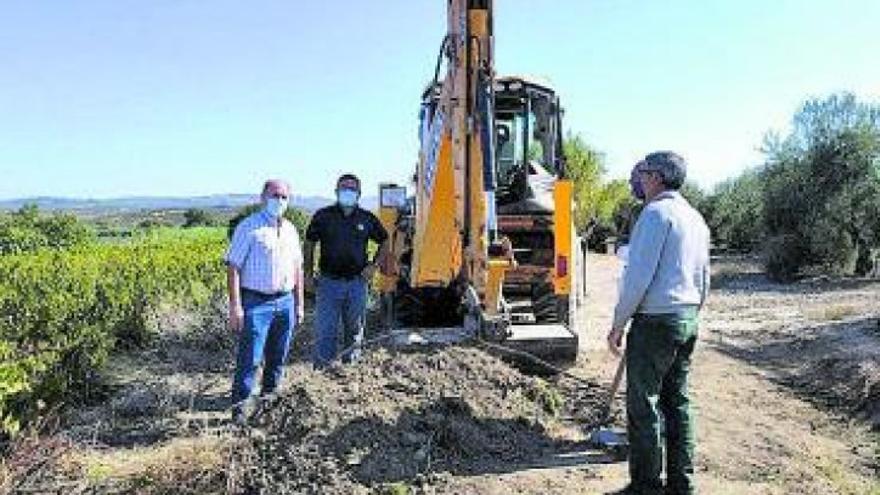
[225,179,304,424]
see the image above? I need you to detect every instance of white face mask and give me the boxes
[265,197,288,218]
[337,189,359,208]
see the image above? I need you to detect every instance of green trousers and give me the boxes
[626,308,698,495]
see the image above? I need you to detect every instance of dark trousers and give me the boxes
[626,309,698,494]
[313,275,367,368]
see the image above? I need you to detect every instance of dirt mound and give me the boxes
[798,354,880,428]
[231,346,604,494]
[782,318,880,429]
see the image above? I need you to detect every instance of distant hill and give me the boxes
[0,194,378,214]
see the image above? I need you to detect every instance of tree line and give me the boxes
[565,92,880,281]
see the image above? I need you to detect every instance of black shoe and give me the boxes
[606,485,664,495]
[259,388,279,403]
[231,397,253,427]
[231,406,248,427]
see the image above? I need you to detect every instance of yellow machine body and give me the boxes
[553,180,573,296]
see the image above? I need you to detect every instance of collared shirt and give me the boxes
[225,210,303,294]
[305,204,388,279]
[612,190,710,330]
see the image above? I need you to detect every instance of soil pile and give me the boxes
[795,320,880,429]
[232,346,604,494]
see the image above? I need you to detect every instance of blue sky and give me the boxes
[0,0,877,200]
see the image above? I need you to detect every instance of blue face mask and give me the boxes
[630,177,645,201]
[337,189,359,208]
[265,197,288,218]
[630,170,646,201]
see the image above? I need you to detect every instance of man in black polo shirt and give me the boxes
[304,174,389,368]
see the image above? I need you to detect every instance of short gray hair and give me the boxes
[642,151,687,190]
[261,179,290,195]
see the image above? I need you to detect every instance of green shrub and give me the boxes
[526,380,564,417]
[705,169,765,251]
[137,216,174,230]
[763,234,808,282]
[679,180,709,218]
[0,229,226,436]
[183,208,218,228]
[761,93,880,279]
[0,206,94,255]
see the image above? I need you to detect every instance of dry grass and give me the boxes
[810,451,880,495]
[803,303,861,322]
[0,425,73,493]
[1,459,10,493]
[58,434,238,493]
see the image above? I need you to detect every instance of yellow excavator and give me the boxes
[376,0,586,366]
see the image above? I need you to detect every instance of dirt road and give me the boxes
[13,255,879,494]
[406,254,880,494]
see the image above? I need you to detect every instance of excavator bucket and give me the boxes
[502,324,579,368]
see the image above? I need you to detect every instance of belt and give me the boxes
[634,306,699,320]
[241,287,291,299]
[321,272,362,281]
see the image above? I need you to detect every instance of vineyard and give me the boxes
[0,223,227,437]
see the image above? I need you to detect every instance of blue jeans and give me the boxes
[232,291,296,405]
[313,275,367,368]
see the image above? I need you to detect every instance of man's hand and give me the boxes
[228,304,245,333]
[297,304,305,325]
[607,327,625,356]
[361,263,378,280]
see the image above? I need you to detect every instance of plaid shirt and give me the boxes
[225,210,302,294]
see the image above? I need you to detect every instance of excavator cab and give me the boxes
[494,77,565,213]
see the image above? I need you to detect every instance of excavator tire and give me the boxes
[531,282,560,323]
